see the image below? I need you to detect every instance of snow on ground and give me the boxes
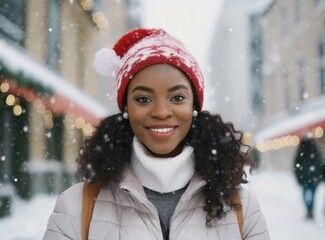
[0,194,56,240]
[0,170,324,239]
[247,170,325,240]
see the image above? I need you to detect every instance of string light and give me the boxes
[74,117,85,129]
[37,103,46,114]
[0,82,9,93]
[256,142,268,153]
[314,127,324,138]
[64,114,75,129]
[44,110,53,129]
[0,80,99,138]
[6,94,16,106]
[13,105,22,116]
[284,135,292,146]
[271,138,281,150]
[81,0,93,11]
[292,136,300,146]
[256,125,325,153]
[92,11,109,29]
[242,132,252,146]
[82,123,94,136]
[63,113,95,137]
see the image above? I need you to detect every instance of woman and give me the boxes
[44,28,269,239]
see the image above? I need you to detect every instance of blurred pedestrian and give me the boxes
[294,133,324,219]
[249,147,261,170]
[43,28,269,239]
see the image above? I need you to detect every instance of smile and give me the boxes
[149,127,174,133]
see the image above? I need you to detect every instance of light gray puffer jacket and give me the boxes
[43,168,270,240]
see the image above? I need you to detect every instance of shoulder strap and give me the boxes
[232,191,243,238]
[82,182,101,240]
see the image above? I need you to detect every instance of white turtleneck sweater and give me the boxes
[130,137,195,193]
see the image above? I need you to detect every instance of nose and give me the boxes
[151,100,172,119]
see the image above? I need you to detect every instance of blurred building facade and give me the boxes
[207,0,256,133]
[0,0,141,217]
[208,0,325,170]
[252,0,325,170]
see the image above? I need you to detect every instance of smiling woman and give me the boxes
[43,28,270,240]
[126,64,194,158]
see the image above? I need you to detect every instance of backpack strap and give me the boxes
[232,190,243,238]
[82,182,101,240]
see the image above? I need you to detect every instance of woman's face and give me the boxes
[125,64,194,158]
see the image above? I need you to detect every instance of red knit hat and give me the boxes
[93,28,204,111]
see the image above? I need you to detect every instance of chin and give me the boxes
[147,145,181,158]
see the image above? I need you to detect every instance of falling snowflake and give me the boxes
[23,126,29,132]
[211,149,217,155]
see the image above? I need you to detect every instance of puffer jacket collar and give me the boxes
[113,167,207,211]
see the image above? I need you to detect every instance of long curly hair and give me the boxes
[77,111,252,226]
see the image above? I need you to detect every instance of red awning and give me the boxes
[254,97,325,143]
[0,39,109,126]
[4,82,102,126]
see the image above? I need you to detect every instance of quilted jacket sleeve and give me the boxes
[43,183,84,240]
[242,189,270,240]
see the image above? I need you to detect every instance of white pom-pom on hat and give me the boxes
[93,48,121,77]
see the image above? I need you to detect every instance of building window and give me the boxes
[283,68,291,110]
[47,0,61,69]
[0,0,26,45]
[280,6,289,40]
[250,14,264,116]
[0,94,29,197]
[315,0,325,9]
[297,59,306,101]
[295,0,303,25]
[46,0,63,162]
[46,116,64,161]
[319,37,325,94]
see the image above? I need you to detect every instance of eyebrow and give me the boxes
[131,86,153,93]
[131,84,189,93]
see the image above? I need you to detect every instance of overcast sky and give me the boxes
[140,0,224,67]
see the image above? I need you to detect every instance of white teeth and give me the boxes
[150,128,173,133]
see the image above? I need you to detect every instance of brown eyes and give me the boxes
[171,94,185,102]
[135,96,151,103]
[134,94,186,104]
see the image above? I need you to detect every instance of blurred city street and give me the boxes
[1,0,325,239]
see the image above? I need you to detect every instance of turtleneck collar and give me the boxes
[130,137,195,193]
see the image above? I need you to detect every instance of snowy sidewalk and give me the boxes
[247,170,325,240]
[0,170,324,239]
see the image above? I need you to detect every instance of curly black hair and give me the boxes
[77,111,252,226]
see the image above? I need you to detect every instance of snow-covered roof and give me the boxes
[249,0,274,15]
[0,39,109,123]
[254,96,325,142]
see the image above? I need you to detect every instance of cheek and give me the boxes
[127,108,147,132]
[128,104,146,119]
[179,109,194,126]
